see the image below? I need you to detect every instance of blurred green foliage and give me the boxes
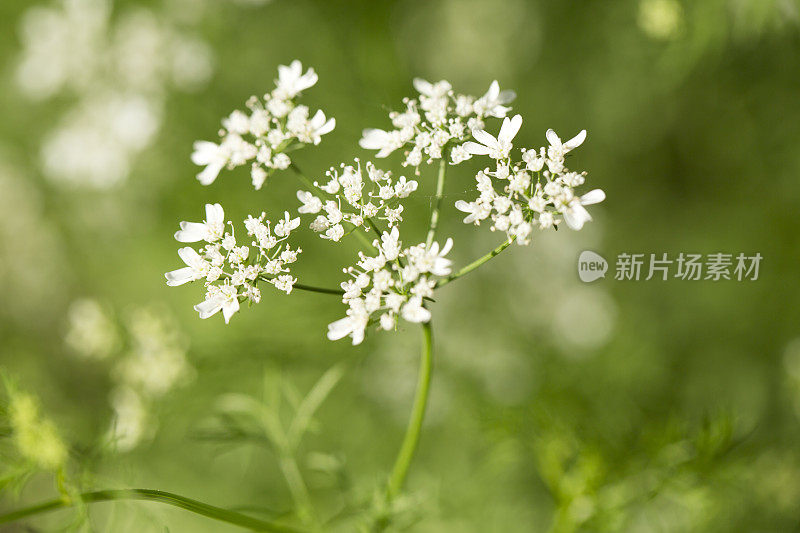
[1,0,800,531]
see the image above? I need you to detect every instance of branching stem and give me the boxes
[435,238,513,288]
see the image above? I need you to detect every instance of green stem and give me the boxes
[435,238,513,288]
[365,218,385,241]
[256,277,343,297]
[425,157,448,248]
[0,489,306,532]
[289,163,324,198]
[293,283,343,296]
[278,456,316,529]
[289,163,377,253]
[386,321,434,500]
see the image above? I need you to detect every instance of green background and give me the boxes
[1,0,799,530]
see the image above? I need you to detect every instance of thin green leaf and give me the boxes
[287,363,346,449]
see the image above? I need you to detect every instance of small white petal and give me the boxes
[545,129,561,147]
[564,130,587,151]
[412,78,433,96]
[191,141,219,165]
[564,204,592,230]
[440,237,454,256]
[359,129,391,150]
[174,222,205,243]
[165,267,194,286]
[497,89,516,104]
[206,203,224,225]
[471,128,497,147]
[485,80,499,100]
[194,299,222,319]
[197,162,223,185]
[221,298,240,324]
[327,317,353,341]
[498,114,522,145]
[177,247,202,266]
[580,189,605,205]
[462,141,491,156]
[454,200,472,213]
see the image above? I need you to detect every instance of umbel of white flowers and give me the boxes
[166,202,301,323]
[166,61,605,344]
[191,60,334,190]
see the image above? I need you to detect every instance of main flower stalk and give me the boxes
[386,321,434,500]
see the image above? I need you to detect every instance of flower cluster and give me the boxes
[327,227,453,345]
[359,78,515,169]
[453,115,605,244]
[166,68,605,345]
[165,203,302,323]
[296,159,418,242]
[192,60,335,189]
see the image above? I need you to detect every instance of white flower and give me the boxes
[168,207,303,323]
[323,201,343,224]
[538,212,555,229]
[222,235,236,251]
[275,60,318,98]
[297,190,322,214]
[522,147,545,172]
[384,205,404,225]
[327,227,453,344]
[474,80,516,118]
[359,128,401,158]
[563,189,605,230]
[297,160,416,244]
[463,114,522,160]
[272,153,291,169]
[223,110,250,135]
[450,144,472,165]
[379,313,395,331]
[401,296,431,323]
[378,227,401,261]
[307,110,336,145]
[424,239,454,276]
[322,224,345,242]
[174,203,225,243]
[274,211,300,237]
[412,78,452,98]
[191,141,227,185]
[270,274,296,294]
[194,284,240,324]
[327,311,368,345]
[165,247,208,286]
[249,109,270,136]
[251,166,268,190]
[546,128,587,159]
[394,176,418,198]
[310,215,329,232]
[455,121,601,243]
[454,199,491,224]
[190,62,333,190]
